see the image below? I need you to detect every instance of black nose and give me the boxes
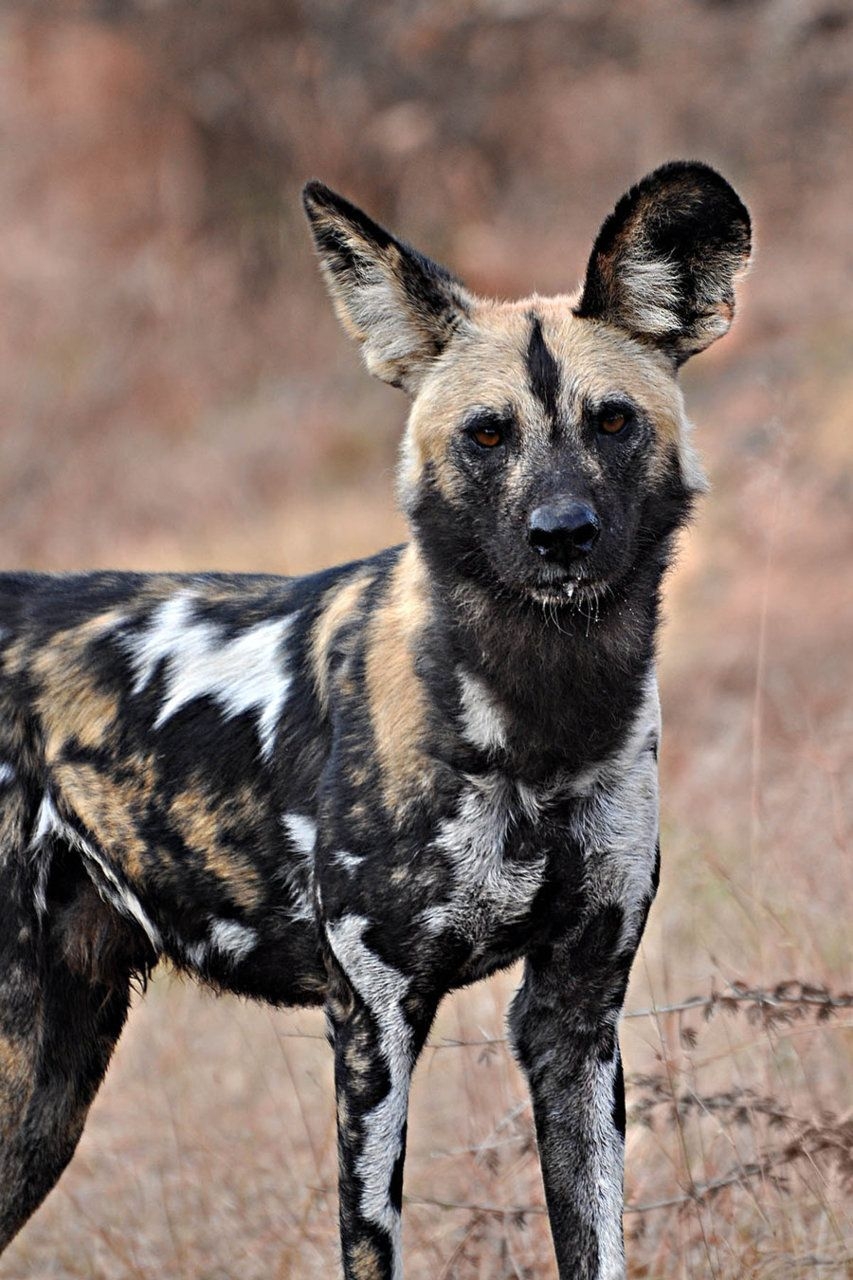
[528,500,601,562]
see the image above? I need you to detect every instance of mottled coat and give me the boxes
[0,162,750,1279]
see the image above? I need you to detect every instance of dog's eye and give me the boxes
[599,410,628,435]
[464,409,510,451]
[472,425,503,448]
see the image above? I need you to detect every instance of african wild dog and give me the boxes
[0,162,750,1278]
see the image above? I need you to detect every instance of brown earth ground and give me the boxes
[0,3,850,1277]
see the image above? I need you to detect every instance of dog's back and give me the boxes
[0,562,395,987]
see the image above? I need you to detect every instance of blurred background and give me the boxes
[1,1,851,1276]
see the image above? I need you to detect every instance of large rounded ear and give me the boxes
[303,182,472,394]
[575,161,751,364]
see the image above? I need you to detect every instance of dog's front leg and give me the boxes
[325,914,435,1280]
[509,934,637,1280]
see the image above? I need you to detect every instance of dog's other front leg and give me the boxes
[325,915,436,1280]
[509,913,646,1280]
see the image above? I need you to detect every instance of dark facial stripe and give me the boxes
[526,315,561,425]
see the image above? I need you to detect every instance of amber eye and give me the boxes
[472,425,503,448]
[599,409,628,435]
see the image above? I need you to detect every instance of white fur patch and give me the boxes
[209,918,257,962]
[29,793,61,916]
[433,773,546,941]
[571,673,661,948]
[126,592,297,759]
[183,939,208,968]
[577,1049,626,1279]
[618,252,682,337]
[333,849,364,874]
[326,914,410,1275]
[281,812,317,922]
[281,812,317,856]
[31,792,61,846]
[0,762,16,786]
[457,669,507,752]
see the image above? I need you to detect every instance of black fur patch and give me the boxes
[525,315,561,425]
[612,1051,626,1139]
[389,1127,407,1213]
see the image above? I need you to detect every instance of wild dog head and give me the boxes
[303,163,750,612]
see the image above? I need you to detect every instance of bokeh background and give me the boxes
[1,2,851,1277]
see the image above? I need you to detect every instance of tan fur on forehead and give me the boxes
[401,293,692,501]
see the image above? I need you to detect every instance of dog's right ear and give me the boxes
[303,182,472,394]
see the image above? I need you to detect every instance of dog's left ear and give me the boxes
[575,161,751,364]
[303,181,472,393]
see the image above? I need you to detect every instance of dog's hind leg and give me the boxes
[0,830,144,1253]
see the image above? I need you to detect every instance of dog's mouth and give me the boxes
[524,575,610,610]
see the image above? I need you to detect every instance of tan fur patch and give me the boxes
[0,1033,29,1082]
[311,571,373,714]
[337,1093,352,1137]
[15,608,130,761]
[349,1239,384,1280]
[344,1035,372,1079]
[364,546,433,822]
[53,758,154,882]
[168,785,263,913]
[40,677,120,763]
[0,1032,34,1140]
[0,772,27,851]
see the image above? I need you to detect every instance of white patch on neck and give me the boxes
[281,812,317,856]
[125,592,297,759]
[29,793,61,916]
[333,849,364,874]
[457,669,507,752]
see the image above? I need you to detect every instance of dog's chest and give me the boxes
[421,772,563,964]
[314,764,583,999]
[417,674,662,979]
